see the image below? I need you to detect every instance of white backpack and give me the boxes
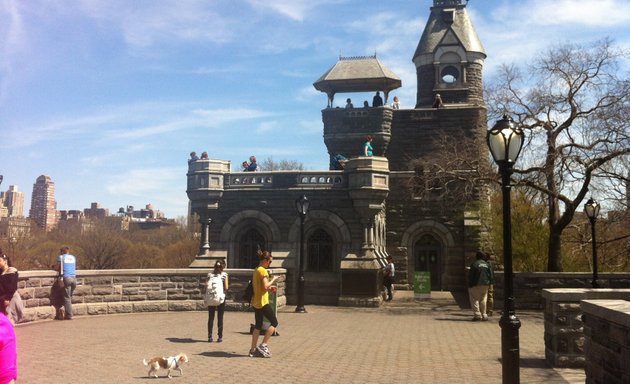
[205,273,225,306]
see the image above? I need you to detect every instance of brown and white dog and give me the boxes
[142,353,189,378]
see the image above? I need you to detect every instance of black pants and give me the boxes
[208,302,225,338]
[383,276,393,301]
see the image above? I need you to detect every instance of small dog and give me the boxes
[142,353,189,378]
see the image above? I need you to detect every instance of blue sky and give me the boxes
[1,0,629,219]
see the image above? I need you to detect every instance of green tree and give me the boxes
[485,189,549,272]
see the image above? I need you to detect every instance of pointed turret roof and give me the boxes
[413,0,485,60]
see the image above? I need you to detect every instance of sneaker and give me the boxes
[256,344,272,358]
[217,337,223,343]
[472,316,482,322]
[248,349,257,357]
[208,337,213,342]
[482,315,489,321]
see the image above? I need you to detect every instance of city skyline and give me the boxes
[0,176,166,221]
[1,0,629,218]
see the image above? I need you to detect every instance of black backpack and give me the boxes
[242,280,253,303]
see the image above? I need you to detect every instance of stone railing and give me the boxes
[15,268,286,324]
[542,288,630,368]
[581,300,630,383]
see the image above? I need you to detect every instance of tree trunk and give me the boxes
[547,228,563,272]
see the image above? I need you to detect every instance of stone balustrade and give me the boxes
[15,268,286,323]
[581,300,630,384]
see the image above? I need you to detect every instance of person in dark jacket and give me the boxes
[468,251,493,321]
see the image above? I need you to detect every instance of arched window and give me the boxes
[238,229,266,269]
[307,229,334,272]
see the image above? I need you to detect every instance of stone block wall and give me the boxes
[581,300,630,384]
[541,288,630,369]
[15,268,286,324]
[493,272,630,311]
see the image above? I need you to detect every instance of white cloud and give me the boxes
[514,0,630,27]
[105,167,181,196]
[256,120,278,133]
[75,0,235,48]
[0,0,27,103]
[246,0,347,22]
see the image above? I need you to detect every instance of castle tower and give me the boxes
[313,55,401,164]
[29,175,57,231]
[413,0,486,108]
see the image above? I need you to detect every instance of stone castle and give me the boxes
[186,0,487,306]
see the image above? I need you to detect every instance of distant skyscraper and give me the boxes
[29,175,57,231]
[5,185,25,217]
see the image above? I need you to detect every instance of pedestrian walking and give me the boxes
[206,260,228,342]
[484,253,496,316]
[383,256,395,301]
[468,251,492,321]
[249,250,279,358]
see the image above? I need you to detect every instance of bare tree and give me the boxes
[486,38,630,271]
[259,157,304,171]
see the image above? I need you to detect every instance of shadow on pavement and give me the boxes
[198,351,245,358]
[165,337,206,343]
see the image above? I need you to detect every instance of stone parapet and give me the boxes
[581,300,630,384]
[541,288,630,369]
[15,268,286,324]
[493,272,630,311]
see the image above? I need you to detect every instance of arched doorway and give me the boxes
[414,234,442,290]
[238,228,266,268]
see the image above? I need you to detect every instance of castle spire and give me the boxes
[413,0,484,107]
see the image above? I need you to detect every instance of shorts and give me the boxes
[254,304,278,330]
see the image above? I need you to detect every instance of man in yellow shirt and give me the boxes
[249,251,279,358]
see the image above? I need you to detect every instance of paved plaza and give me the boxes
[15,292,585,383]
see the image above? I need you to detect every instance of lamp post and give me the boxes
[487,115,524,384]
[584,198,600,288]
[295,195,310,313]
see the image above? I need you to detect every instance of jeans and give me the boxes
[208,302,225,338]
[63,277,77,319]
[383,276,394,301]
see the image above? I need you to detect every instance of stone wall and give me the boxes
[541,288,630,369]
[581,300,630,384]
[492,272,630,311]
[15,268,286,323]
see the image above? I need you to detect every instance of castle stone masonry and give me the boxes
[187,0,487,306]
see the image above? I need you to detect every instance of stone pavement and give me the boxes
[15,292,585,383]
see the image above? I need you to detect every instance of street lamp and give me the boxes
[487,114,524,384]
[584,198,600,288]
[295,195,310,313]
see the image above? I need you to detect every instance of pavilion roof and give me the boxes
[313,55,402,94]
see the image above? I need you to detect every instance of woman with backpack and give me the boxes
[206,260,228,342]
